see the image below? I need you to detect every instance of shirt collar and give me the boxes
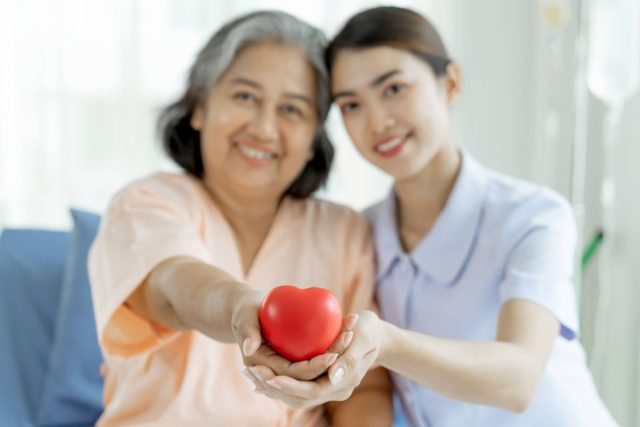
[373,150,488,284]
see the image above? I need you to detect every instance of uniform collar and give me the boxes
[373,150,488,284]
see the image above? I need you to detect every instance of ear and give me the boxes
[191,103,204,131]
[443,62,462,105]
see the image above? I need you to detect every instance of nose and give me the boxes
[247,106,278,141]
[366,102,395,136]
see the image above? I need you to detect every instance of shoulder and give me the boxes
[482,169,576,248]
[110,172,206,212]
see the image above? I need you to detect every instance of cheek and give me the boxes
[201,110,243,144]
[286,124,315,156]
[215,110,231,124]
[205,97,249,128]
[409,91,448,133]
[342,115,366,146]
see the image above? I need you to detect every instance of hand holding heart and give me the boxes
[241,285,356,382]
[245,310,385,409]
[260,285,343,361]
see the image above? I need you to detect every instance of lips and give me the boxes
[233,141,279,165]
[374,133,410,157]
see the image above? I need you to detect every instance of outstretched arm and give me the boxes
[126,255,264,357]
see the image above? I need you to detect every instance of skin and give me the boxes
[247,46,560,414]
[124,42,392,425]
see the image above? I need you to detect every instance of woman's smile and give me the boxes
[374,132,412,158]
[233,141,279,167]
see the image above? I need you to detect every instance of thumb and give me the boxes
[242,333,261,358]
[327,313,377,384]
[237,316,262,357]
[231,292,263,357]
[328,337,363,385]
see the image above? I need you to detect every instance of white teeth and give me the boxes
[376,137,404,153]
[236,144,275,160]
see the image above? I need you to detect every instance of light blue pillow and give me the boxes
[37,210,104,425]
[0,229,70,425]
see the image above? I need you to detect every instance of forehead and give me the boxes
[221,42,316,95]
[331,46,423,90]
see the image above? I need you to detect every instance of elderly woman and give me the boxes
[88,11,391,427]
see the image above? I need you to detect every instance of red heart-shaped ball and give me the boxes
[259,285,342,362]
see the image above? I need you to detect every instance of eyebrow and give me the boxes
[332,69,402,100]
[231,77,313,105]
[231,77,261,89]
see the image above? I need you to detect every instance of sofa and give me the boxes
[0,210,103,426]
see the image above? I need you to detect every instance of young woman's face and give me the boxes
[192,42,318,199]
[331,46,457,181]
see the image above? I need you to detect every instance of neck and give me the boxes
[394,145,461,251]
[204,178,280,230]
[202,177,281,273]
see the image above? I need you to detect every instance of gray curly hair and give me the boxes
[158,10,333,198]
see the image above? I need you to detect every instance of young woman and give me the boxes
[246,7,617,427]
[88,11,391,427]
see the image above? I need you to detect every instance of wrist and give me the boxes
[226,284,256,320]
[375,317,398,367]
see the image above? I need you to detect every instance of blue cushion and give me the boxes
[0,228,70,425]
[37,210,104,425]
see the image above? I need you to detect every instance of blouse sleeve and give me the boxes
[88,176,213,358]
[498,194,579,339]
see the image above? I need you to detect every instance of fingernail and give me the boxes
[243,338,254,357]
[330,366,344,384]
[266,379,282,390]
[249,367,263,382]
[346,314,359,330]
[341,331,353,347]
[325,353,338,365]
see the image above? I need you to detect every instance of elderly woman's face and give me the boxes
[191,42,318,199]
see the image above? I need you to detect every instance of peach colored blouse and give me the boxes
[88,172,375,427]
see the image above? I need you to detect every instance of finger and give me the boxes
[261,374,333,400]
[243,344,278,367]
[242,368,260,388]
[241,331,261,358]
[323,313,359,356]
[326,330,354,355]
[344,313,359,331]
[252,382,309,408]
[284,352,338,380]
[231,294,264,357]
[249,365,277,383]
[245,345,312,377]
[246,347,337,380]
[327,338,377,385]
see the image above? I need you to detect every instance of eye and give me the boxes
[234,91,256,103]
[339,101,360,114]
[384,83,405,97]
[281,104,303,117]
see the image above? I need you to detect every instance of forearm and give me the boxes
[378,321,541,412]
[326,367,393,427]
[131,256,252,343]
